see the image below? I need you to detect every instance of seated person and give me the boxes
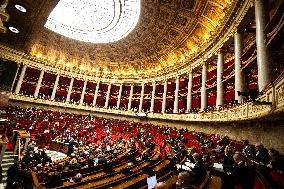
[176,171,198,189]
[46,171,62,187]
[223,145,235,173]
[229,152,254,189]
[267,148,284,172]
[74,173,82,182]
[242,140,254,159]
[181,153,207,186]
[154,182,168,189]
[254,143,270,165]
[190,153,207,185]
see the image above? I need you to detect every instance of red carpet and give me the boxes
[6,142,14,151]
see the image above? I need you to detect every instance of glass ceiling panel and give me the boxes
[45,0,140,43]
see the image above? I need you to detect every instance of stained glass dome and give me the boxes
[45,0,140,43]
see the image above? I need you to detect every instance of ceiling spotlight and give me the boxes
[15,4,27,12]
[9,27,19,33]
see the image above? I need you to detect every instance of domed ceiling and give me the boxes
[0,0,242,80]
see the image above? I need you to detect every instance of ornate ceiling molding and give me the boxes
[0,0,253,84]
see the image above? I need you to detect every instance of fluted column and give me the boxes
[51,74,60,100]
[216,51,225,108]
[234,31,246,103]
[80,79,88,105]
[201,63,207,110]
[104,84,112,108]
[66,78,74,103]
[139,83,145,112]
[117,84,123,109]
[187,72,193,112]
[173,77,180,113]
[255,0,272,91]
[128,85,134,110]
[34,70,44,98]
[150,82,156,112]
[15,65,27,94]
[93,80,100,106]
[162,81,167,113]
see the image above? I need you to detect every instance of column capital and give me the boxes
[216,48,225,55]
[200,61,207,66]
[201,62,208,71]
[249,0,256,6]
[234,28,245,36]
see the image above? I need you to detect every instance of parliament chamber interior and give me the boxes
[0,0,283,188]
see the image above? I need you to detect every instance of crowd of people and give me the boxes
[0,105,283,189]
[17,90,250,115]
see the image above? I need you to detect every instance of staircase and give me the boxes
[1,151,17,185]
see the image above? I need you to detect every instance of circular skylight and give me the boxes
[15,4,27,13]
[45,0,140,43]
[9,27,19,33]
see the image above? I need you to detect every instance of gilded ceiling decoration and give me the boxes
[1,0,242,80]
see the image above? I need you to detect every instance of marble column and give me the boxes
[173,77,180,113]
[162,81,167,113]
[117,84,123,109]
[201,63,207,110]
[187,72,193,112]
[104,84,112,108]
[216,51,225,108]
[80,79,88,105]
[93,80,100,106]
[139,83,145,112]
[234,31,246,103]
[34,70,44,98]
[255,0,272,91]
[66,78,74,103]
[150,82,156,112]
[51,74,60,100]
[128,85,134,110]
[15,65,27,94]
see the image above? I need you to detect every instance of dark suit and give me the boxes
[190,161,207,185]
[231,161,254,189]
[255,148,270,165]
[243,145,255,158]
[22,154,34,165]
[98,157,108,164]
[47,172,62,187]
[223,155,235,173]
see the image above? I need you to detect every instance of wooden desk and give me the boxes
[15,130,30,138]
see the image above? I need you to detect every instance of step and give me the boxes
[1,159,15,164]
[3,154,17,159]
[2,157,15,161]
[1,162,14,167]
[3,151,14,155]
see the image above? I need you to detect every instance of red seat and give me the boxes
[253,175,265,189]
[270,169,284,189]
